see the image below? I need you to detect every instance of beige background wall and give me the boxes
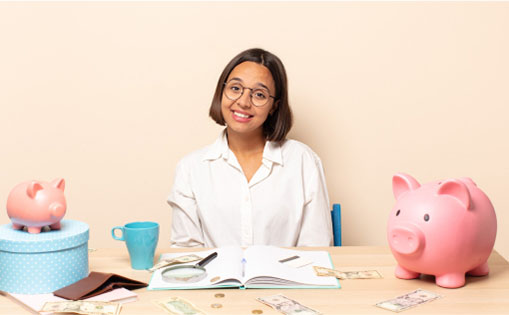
[0,2,508,260]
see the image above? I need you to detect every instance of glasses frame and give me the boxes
[223,81,276,107]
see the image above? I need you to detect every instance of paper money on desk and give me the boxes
[313,266,382,279]
[154,296,205,315]
[6,287,136,315]
[40,300,121,315]
[375,289,442,312]
[149,254,202,272]
[257,294,322,315]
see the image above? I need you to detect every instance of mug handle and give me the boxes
[111,226,125,241]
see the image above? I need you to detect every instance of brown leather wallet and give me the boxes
[53,271,148,300]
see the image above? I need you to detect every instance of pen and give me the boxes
[241,258,247,278]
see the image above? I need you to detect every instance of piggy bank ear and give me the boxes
[51,178,65,192]
[437,179,471,209]
[27,181,44,199]
[459,177,477,187]
[392,173,421,200]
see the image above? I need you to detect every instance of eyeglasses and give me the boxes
[223,81,275,107]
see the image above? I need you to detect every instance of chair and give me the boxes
[331,203,342,246]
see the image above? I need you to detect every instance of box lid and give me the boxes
[0,219,89,253]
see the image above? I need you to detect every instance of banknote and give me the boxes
[40,300,121,315]
[257,294,321,315]
[313,266,382,279]
[155,296,205,315]
[149,254,202,272]
[313,266,338,277]
[375,289,442,312]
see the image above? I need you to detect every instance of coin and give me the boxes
[210,276,221,283]
[214,293,225,298]
[211,303,223,308]
[252,310,263,314]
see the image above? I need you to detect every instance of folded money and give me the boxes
[375,289,442,312]
[257,294,321,315]
[154,296,205,315]
[40,300,121,315]
[313,266,382,279]
[149,254,202,272]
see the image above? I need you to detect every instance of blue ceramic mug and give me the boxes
[111,221,159,270]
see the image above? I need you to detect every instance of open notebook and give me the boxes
[148,245,340,290]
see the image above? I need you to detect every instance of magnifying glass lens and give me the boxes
[161,252,218,283]
[162,266,206,283]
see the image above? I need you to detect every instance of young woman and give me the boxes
[168,48,332,247]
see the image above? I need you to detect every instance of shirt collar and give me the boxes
[262,139,283,166]
[202,129,283,166]
[203,129,230,161]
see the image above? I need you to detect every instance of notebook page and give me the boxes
[243,246,337,287]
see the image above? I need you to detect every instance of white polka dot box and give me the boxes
[0,219,89,294]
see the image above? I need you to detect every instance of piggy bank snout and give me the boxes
[49,202,66,218]
[389,225,425,255]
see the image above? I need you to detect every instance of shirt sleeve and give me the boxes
[167,159,205,248]
[296,151,333,246]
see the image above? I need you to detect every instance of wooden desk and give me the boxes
[2,246,509,314]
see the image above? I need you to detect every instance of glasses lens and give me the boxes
[224,82,243,100]
[251,89,270,106]
[224,81,271,107]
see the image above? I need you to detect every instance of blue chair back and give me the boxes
[331,203,342,246]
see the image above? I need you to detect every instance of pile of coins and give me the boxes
[211,292,224,309]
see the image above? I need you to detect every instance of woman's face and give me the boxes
[221,61,276,138]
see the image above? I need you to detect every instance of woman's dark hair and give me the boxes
[209,48,293,142]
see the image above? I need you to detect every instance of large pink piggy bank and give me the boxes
[388,173,497,288]
[6,178,67,234]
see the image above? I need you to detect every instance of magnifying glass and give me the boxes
[161,252,218,283]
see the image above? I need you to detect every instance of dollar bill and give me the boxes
[375,289,442,312]
[313,266,382,279]
[313,266,338,277]
[257,294,321,315]
[149,254,202,272]
[155,296,205,315]
[40,301,120,315]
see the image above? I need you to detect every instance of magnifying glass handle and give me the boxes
[197,252,218,267]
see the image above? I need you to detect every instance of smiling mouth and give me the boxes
[233,111,253,119]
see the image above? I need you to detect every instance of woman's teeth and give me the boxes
[234,111,251,118]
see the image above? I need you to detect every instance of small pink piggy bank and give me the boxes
[388,173,497,288]
[6,178,67,234]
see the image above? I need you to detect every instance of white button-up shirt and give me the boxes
[168,130,333,247]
